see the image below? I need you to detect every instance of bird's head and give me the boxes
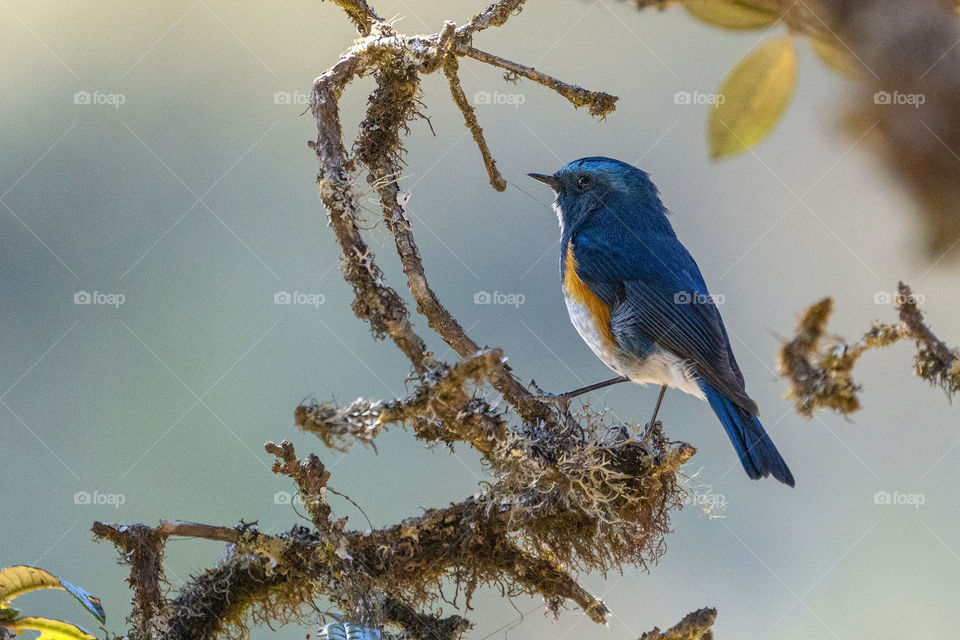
[528,156,667,237]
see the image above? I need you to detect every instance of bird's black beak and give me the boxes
[527,172,559,190]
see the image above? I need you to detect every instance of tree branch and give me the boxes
[456,45,618,117]
[780,281,960,416]
[639,607,718,640]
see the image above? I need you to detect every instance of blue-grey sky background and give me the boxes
[2,1,958,638]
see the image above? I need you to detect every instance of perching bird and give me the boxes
[529,156,794,486]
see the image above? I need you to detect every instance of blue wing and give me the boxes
[571,225,757,415]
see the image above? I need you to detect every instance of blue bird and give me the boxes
[529,156,794,486]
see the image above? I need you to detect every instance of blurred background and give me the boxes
[2,1,958,638]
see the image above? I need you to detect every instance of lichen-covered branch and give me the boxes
[296,349,508,454]
[456,45,618,117]
[266,440,334,530]
[780,281,960,416]
[328,0,383,34]
[639,607,718,640]
[94,421,692,636]
[443,55,507,190]
[457,0,528,37]
[311,13,594,425]
[90,523,169,639]
[92,1,705,637]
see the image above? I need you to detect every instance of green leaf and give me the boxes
[685,0,778,30]
[4,616,97,640]
[708,34,797,158]
[810,36,862,79]
[0,607,21,622]
[0,566,105,624]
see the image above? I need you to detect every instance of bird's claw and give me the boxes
[529,380,572,409]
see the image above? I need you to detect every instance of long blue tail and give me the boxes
[699,381,795,486]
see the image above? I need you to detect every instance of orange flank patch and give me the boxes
[564,242,615,343]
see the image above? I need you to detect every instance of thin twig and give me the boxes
[457,45,619,117]
[444,54,507,190]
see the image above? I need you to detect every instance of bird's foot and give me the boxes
[529,379,573,410]
[639,419,662,443]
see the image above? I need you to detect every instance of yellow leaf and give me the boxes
[0,567,62,606]
[0,566,104,623]
[810,36,862,79]
[685,0,778,30]
[709,35,797,158]
[5,617,96,640]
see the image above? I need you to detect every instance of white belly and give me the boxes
[564,293,706,401]
[563,293,621,372]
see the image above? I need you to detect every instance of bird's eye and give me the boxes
[576,176,591,190]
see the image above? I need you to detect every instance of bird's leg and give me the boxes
[642,384,668,438]
[534,375,631,403]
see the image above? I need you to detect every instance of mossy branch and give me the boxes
[780,281,960,417]
[92,0,704,637]
[266,440,334,531]
[296,349,508,455]
[639,607,718,640]
[456,45,618,118]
